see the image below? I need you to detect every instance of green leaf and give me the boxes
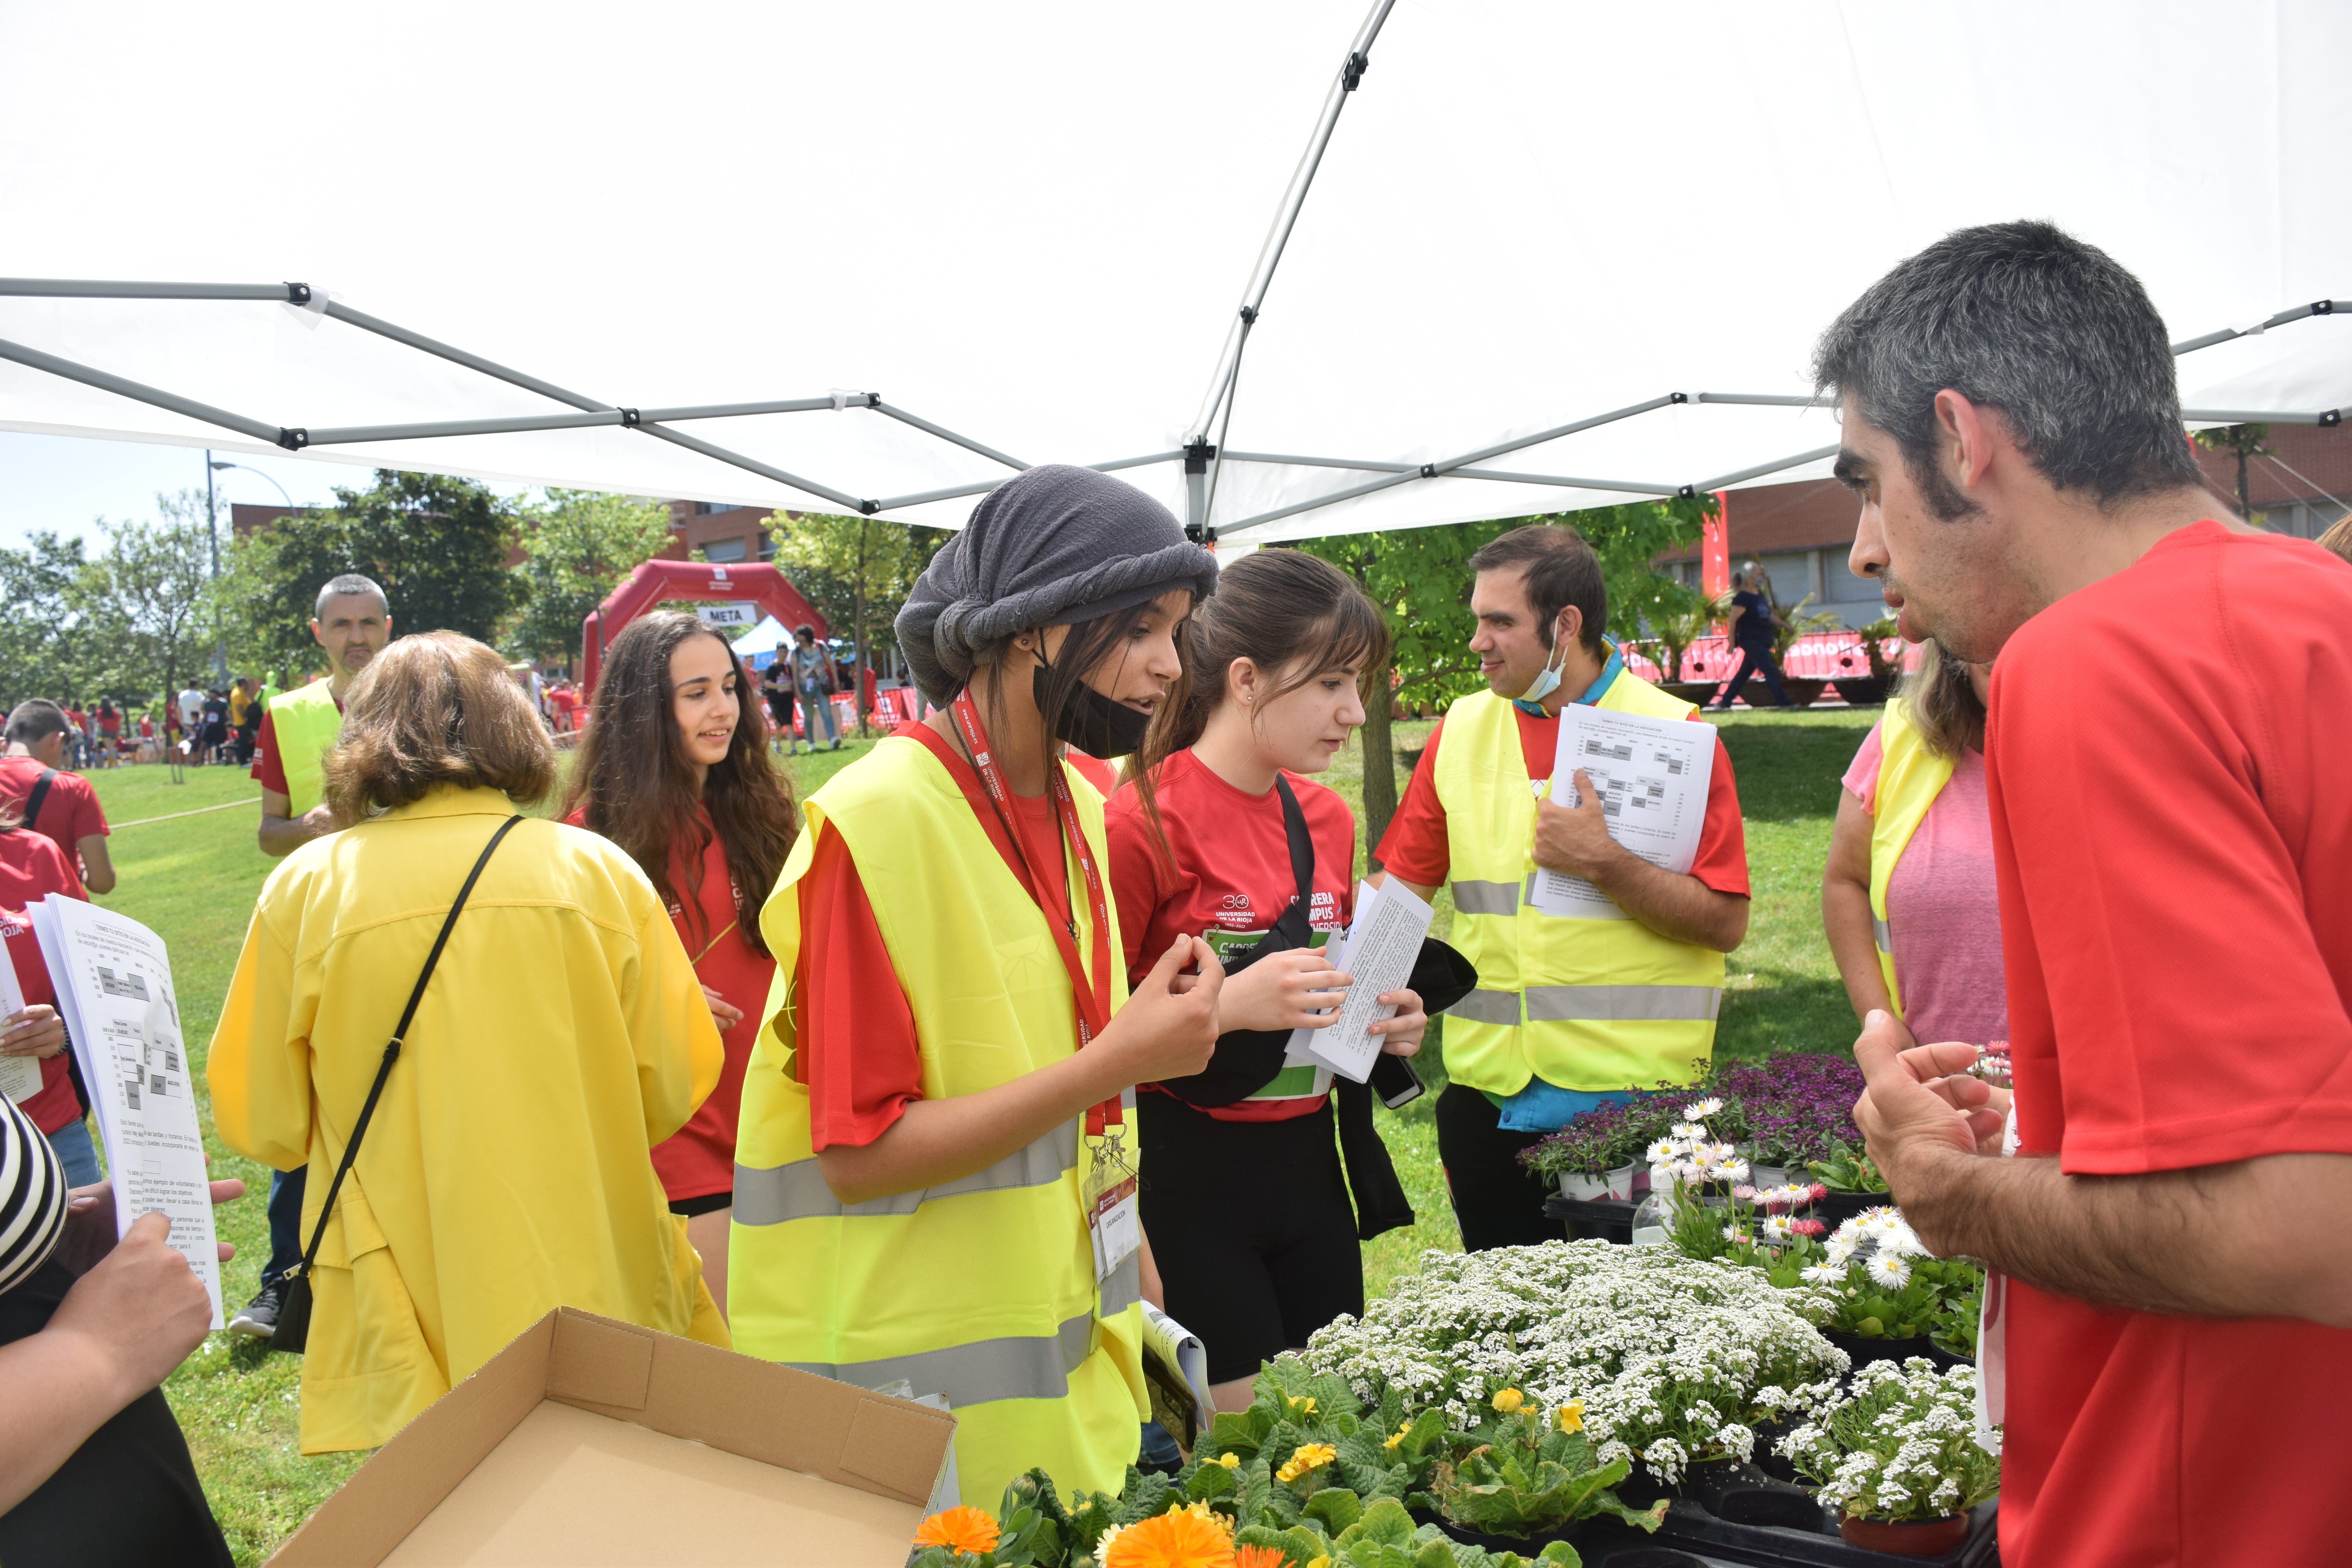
[1241,1456,1275,1528]
[1338,1497,1418,1548]
[1305,1488,1363,1536]
[1537,1543,1586,1568]
[1187,1462,1238,1502]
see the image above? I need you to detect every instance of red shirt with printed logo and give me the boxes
[1104,749,1358,1122]
[0,826,86,1134]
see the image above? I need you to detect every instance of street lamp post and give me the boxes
[200,456,294,684]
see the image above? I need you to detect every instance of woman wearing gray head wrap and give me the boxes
[733,464,1224,1506]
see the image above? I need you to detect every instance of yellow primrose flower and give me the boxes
[1306,1558,1332,1568]
[1383,1422,1412,1452]
[1556,1400,1586,1434]
[1286,1394,1318,1416]
[1216,1451,1241,1469]
[1274,1442,1337,1484]
[1491,1388,1525,1414]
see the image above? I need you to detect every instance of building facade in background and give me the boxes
[1655,423,2350,626]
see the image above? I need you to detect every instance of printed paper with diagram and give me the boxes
[0,932,34,1104]
[1530,704,1715,922]
[29,895,222,1327]
[1290,877,1433,1084]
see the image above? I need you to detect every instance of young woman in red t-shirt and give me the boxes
[1105,550,1430,1410]
[565,611,799,1316]
[0,800,94,1185]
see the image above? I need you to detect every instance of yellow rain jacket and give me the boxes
[208,785,729,1454]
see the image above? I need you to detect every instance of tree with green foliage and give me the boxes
[1299,495,1712,858]
[770,512,936,735]
[217,470,532,673]
[75,500,218,717]
[0,531,97,709]
[505,488,677,666]
[2189,422,2271,521]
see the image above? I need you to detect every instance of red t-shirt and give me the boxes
[794,723,1078,1151]
[1104,750,1355,1122]
[1374,693,1750,897]
[96,711,120,737]
[250,697,345,797]
[1985,522,2352,1568]
[0,756,109,869]
[0,828,87,1134]
[566,804,779,1201]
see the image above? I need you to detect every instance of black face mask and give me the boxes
[1033,658,1151,759]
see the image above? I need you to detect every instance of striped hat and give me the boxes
[0,1092,69,1295]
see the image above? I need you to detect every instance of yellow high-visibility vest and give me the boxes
[268,679,343,817]
[730,734,1148,1506]
[1434,682,1726,1095]
[1864,698,1956,1020]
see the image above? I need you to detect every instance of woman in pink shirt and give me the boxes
[1820,642,2006,1049]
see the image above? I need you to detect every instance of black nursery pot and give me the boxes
[1811,1188,1892,1227]
[1409,1506,1590,1558]
[1680,1457,1824,1530]
[1823,1328,1973,1374]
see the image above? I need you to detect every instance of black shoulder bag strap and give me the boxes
[20,769,55,833]
[1156,777,1318,1108]
[271,814,524,1353]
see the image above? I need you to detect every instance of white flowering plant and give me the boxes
[1747,1206,1981,1342]
[1775,1359,2000,1523]
[1303,1241,1847,1487]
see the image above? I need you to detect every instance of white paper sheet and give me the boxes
[30,896,222,1327]
[1289,878,1433,1084]
[1530,706,1717,921]
[0,934,37,1103]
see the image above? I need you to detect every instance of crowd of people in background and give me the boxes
[3,220,2352,1566]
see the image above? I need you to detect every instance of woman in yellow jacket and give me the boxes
[208,632,729,1455]
[732,465,1224,1506]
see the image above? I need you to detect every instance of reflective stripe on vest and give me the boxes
[730,736,1147,1506]
[268,679,343,817]
[1864,699,1956,1022]
[1432,684,1726,1096]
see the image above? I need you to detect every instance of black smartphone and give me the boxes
[1368,1052,1424,1110]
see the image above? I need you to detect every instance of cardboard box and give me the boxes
[266,1307,956,1567]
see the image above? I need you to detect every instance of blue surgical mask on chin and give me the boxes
[1512,640,1569,717]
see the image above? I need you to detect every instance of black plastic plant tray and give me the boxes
[1543,1194,1637,1242]
[1641,1498,2000,1568]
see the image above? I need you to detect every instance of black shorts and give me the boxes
[668,1190,733,1218]
[1433,1082,1563,1252]
[1137,1092,1362,1385]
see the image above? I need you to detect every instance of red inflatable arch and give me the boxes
[580,559,827,697]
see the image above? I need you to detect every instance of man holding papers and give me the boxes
[1376,524,1751,1251]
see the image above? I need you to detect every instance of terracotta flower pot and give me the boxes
[1838,1513,1970,1555]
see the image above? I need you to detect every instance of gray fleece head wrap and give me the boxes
[896,464,1218,706]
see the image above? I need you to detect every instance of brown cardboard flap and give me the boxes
[547,1311,654,1409]
[838,1397,955,1500]
[267,1313,558,1567]
[548,1309,955,1506]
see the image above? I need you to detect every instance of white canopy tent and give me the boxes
[2,2,2345,545]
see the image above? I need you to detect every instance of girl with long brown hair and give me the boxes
[1105,548,1431,1411]
[566,610,799,1315]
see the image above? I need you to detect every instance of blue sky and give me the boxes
[2,431,370,551]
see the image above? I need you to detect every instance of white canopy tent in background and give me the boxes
[1,2,2345,548]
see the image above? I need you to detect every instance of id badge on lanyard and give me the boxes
[1082,1124,1142,1283]
[949,690,1133,1283]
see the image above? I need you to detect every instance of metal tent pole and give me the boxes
[1184,0,1398,530]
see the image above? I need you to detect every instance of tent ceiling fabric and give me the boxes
[1,2,2345,541]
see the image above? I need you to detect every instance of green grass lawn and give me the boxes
[75,706,1869,1562]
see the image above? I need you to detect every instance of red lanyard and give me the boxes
[949,690,1123,1136]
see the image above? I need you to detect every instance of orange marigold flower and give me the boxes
[912,1503,1000,1555]
[1103,1503,1236,1568]
[1234,1546,1289,1568]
